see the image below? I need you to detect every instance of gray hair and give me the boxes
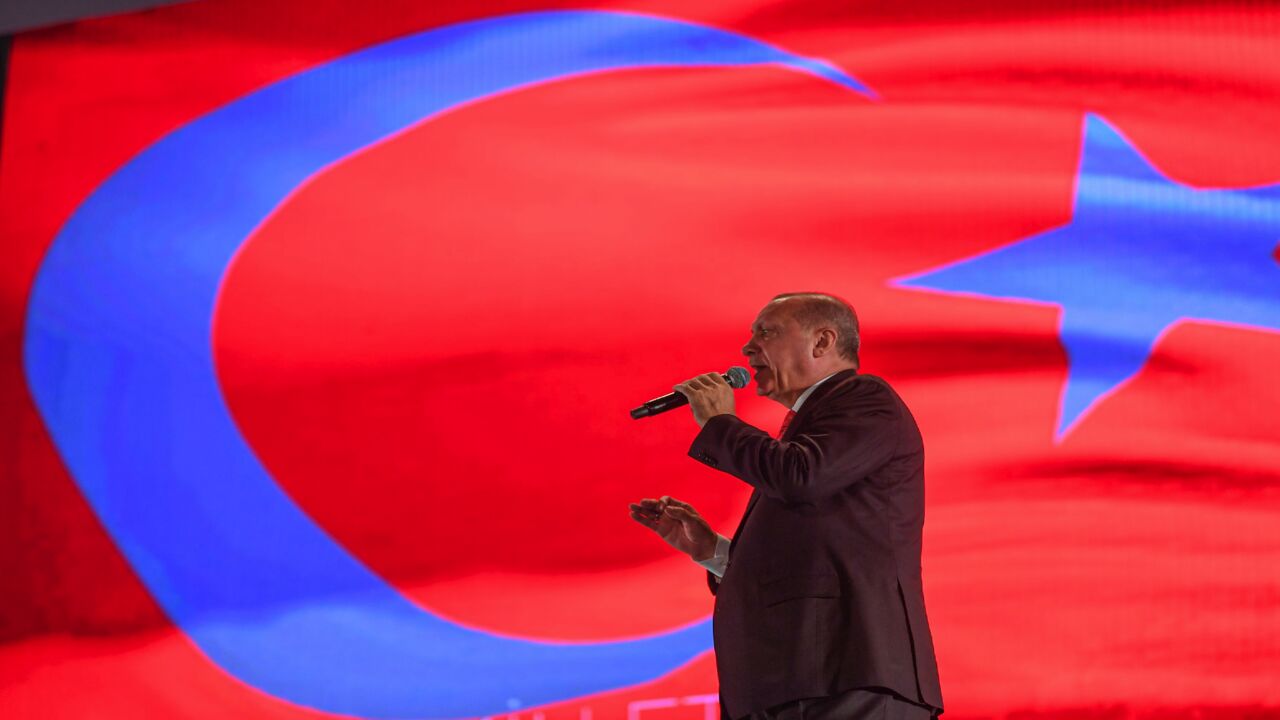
[770,292,860,368]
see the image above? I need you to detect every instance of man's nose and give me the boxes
[741,342,756,357]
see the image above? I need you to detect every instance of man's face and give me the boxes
[741,302,813,405]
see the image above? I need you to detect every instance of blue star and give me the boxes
[894,113,1280,438]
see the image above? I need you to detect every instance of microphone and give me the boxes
[630,366,751,419]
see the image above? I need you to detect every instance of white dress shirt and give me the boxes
[696,373,838,577]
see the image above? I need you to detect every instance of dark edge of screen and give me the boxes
[0,35,10,179]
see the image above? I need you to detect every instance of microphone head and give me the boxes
[725,366,750,389]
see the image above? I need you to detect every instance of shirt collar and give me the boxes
[791,372,839,413]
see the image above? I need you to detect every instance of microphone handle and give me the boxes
[629,371,740,419]
[630,390,691,419]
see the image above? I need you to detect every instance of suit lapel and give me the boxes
[781,368,857,442]
[727,370,859,551]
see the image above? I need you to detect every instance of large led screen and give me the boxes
[2,1,1278,718]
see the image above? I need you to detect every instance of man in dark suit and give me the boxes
[630,292,943,720]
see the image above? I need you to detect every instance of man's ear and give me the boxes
[811,327,837,358]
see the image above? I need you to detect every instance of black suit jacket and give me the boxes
[688,370,943,719]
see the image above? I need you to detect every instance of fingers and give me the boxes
[675,372,725,394]
[630,500,662,517]
[659,495,694,511]
[662,505,694,522]
[630,496,700,530]
[631,497,671,515]
[629,508,659,530]
[629,502,661,528]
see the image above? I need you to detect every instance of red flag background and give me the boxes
[2,1,1279,718]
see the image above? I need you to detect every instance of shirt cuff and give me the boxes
[695,534,732,578]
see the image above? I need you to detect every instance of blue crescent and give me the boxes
[23,10,874,718]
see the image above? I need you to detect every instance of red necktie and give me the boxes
[777,410,797,439]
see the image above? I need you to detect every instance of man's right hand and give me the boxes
[628,495,719,561]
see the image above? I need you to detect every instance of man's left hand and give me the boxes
[673,372,736,428]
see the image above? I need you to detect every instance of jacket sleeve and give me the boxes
[687,379,902,504]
